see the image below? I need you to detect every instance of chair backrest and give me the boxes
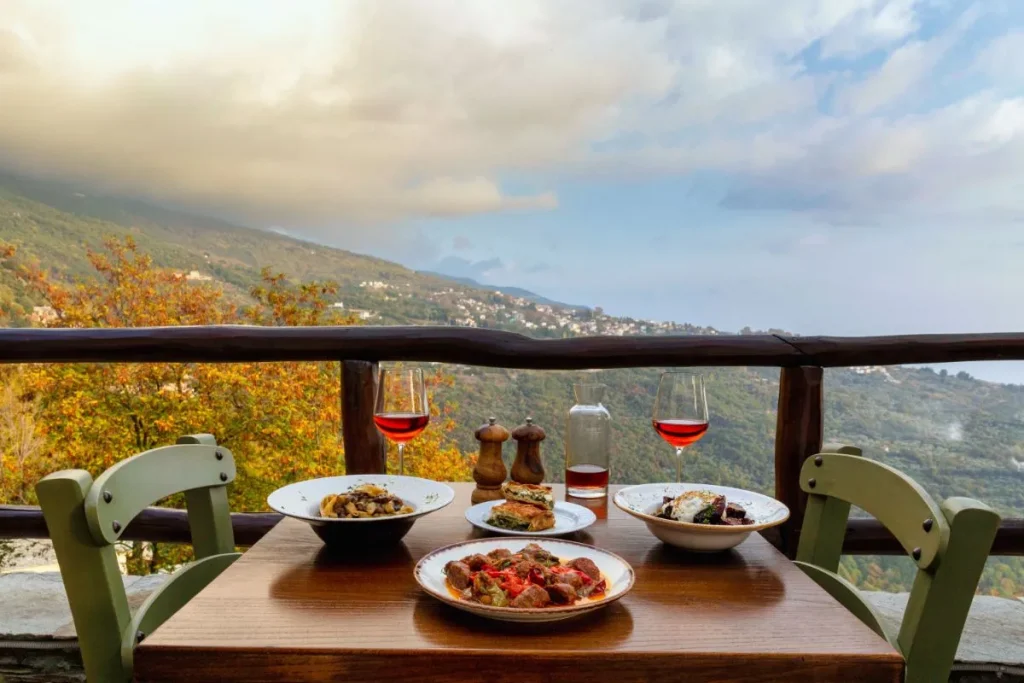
[795,445,1000,683]
[36,434,240,683]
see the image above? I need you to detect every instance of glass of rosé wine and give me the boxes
[652,371,709,482]
[374,366,429,476]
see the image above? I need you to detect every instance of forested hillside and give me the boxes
[1,174,1022,595]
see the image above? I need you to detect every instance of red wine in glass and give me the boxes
[652,418,708,449]
[374,366,428,475]
[653,372,709,482]
[373,413,429,442]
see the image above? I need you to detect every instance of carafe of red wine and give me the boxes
[565,383,611,498]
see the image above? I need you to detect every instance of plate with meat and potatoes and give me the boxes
[613,483,789,551]
[415,539,634,622]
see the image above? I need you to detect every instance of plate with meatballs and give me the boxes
[613,483,789,552]
[415,539,634,622]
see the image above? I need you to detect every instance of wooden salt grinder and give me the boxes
[511,417,546,485]
[472,417,509,504]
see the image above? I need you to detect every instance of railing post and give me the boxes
[340,360,386,474]
[773,366,824,558]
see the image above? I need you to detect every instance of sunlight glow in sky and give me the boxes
[2,1,1023,380]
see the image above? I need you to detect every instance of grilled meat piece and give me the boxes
[487,548,512,560]
[521,543,560,566]
[464,554,491,571]
[567,557,601,581]
[510,584,551,609]
[514,560,535,578]
[551,570,583,590]
[444,561,473,590]
[721,516,754,526]
[546,583,577,604]
[726,502,747,519]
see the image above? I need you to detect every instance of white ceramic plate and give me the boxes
[267,475,455,546]
[613,483,789,552]
[464,500,597,537]
[415,537,634,623]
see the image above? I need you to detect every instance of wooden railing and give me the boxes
[2,325,1023,557]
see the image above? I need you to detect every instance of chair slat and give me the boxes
[799,452,947,570]
[83,444,235,545]
[120,552,241,673]
[795,561,897,647]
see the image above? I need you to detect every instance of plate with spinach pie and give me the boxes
[465,482,596,537]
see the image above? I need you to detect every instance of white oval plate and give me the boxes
[415,538,634,623]
[614,483,789,552]
[465,500,597,537]
[268,475,455,546]
[268,474,454,522]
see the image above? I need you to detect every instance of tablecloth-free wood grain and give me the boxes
[134,484,902,683]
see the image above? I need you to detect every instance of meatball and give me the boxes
[514,560,535,578]
[557,571,584,590]
[464,554,491,571]
[487,548,512,560]
[567,557,601,581]
[546,583,578,605]
[521,544,559,565]
[444,561,473,590]
[510,584,551,609]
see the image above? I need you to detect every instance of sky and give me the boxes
[2,1,1024,382]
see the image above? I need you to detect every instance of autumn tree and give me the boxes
[2,237,474,570]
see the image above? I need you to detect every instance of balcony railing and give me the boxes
[1,325,1023,557]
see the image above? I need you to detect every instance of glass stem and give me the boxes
[675,446,684,482]
[397,442,405,476]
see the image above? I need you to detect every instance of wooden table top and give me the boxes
[134,484,902,683]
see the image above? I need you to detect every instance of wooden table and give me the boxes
[134,484,903,683]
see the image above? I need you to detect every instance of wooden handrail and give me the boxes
[2,326,1024,367]
[2,325,1023,557]
[2,504,1021,555]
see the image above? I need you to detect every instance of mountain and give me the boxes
[1,173,1022,597]
[417,270,588,311]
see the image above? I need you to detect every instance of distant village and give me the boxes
[344,280,719,338]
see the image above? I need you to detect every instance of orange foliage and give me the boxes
[6,237,474,527]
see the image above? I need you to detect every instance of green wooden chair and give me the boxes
[36,434,241,683]
[795,444,1000,683]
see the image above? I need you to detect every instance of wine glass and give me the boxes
[374,366,429,476]
[652,371,709,482]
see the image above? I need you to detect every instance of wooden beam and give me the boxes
[3,505,1022,555]
[774,366,825,557]
[341,360,386,474]
[0,505,280,546]
[3,326,1023,368]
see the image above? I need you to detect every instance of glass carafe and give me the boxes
[565,383,611,498]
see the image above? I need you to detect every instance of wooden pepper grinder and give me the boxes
[472,417,510,504]
[511,417,546,485]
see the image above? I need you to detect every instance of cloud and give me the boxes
[0,0,646,226]
[432,255,504,280]
[0,0,1021,234]
[452,235,474,251]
